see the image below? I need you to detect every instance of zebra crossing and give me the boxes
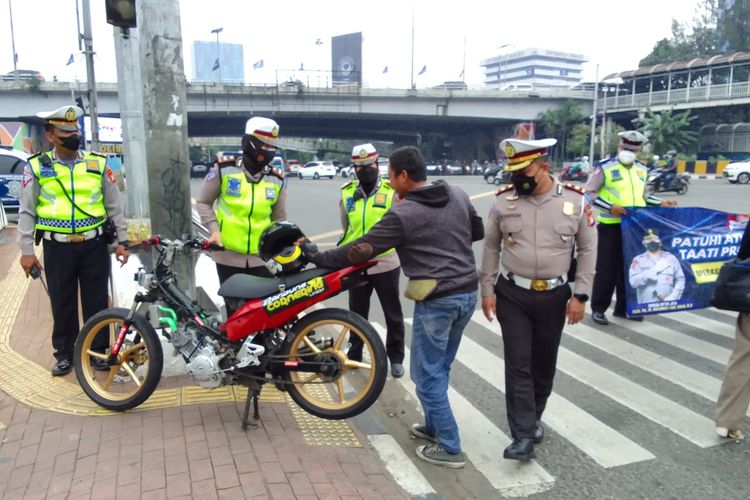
[365,307,741,497]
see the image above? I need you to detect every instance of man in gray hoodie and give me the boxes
[301,146,483,468]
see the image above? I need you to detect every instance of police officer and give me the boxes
[628,229,685,304]
[479,138,597,461]
[18,105,130,376]
[339,144,405,377]
[196,117,287,285]
[585,131,677,325]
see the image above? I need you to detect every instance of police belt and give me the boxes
[503,272,567,292]
[42,226,104,243]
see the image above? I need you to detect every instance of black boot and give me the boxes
[503,438,536,461]
[534,421,544,444]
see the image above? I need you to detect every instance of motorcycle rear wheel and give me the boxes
[74,308,163,411]
[281,308,387,420]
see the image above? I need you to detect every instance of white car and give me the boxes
[0,147,30,221]
[340,164,356,180]
[298,161,336,180]
[723,161,750,184]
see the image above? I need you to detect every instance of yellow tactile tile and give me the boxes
[285,386,361,448]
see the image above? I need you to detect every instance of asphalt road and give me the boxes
[191,174,750,500]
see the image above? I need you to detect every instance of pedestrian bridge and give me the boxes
[0,80,593,140]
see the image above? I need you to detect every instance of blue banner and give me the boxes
[621,207,747,316]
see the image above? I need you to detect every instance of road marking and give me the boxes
[308,228,343,241]
[469,312,654,468]
[368,434,438,499]
[666,311,736,339]
[605,314,731,366]
[388,322,555,496]
[469,190,499,200]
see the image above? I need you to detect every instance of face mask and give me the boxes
[242,136,275,174]
[618,150,636,165]
[646,242,661,252]
[57,134,81,151]
[356,165,378,185]
[511,167,541,195]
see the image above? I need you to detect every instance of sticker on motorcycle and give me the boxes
[262,276,328,315]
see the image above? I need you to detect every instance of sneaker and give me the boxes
[391,363,404,378]
[716,426,744,440]
[409,423,436,443]
[592,312,609,325]
[416,443,465,469]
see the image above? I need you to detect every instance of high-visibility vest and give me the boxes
[339,179,396,256]
[29,151,107,233]
[596,161,648,224]
[215,166,281,255]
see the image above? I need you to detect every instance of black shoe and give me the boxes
[503,438,536,461]
[592,312,609,325]
[391,363,404,378]
[534,421,544,444]
[51,359,73,376]
[613,312,643,321]
[90,357,111,372]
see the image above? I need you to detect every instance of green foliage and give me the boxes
[536,100,586,160]
[633,107,699,154]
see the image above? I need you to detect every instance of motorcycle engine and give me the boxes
[170,325,227,388]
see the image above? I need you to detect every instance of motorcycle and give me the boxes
[73,235,387,427]
[559,164,589,182]
[647,168,690,195]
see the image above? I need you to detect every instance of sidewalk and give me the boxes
[0,227,409,500]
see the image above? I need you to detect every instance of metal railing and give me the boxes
[603,81,750,110]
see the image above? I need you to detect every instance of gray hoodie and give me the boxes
[305,180,483,299]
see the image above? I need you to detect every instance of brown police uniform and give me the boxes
[479,179,597,440]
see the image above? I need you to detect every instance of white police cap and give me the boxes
[245,116,280,147]
[351,143,378,166]
[36,105,83,131]
[499,138,557,171]
[618,130,648,151]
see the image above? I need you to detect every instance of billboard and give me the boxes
[83,116,122,143]
[192,41,244,83]
[331,32,362,86]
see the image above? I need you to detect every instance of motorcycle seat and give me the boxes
[218,267,333,299]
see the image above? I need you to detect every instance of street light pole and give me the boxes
[410,1,415,89]
[81,0,100,151]
[588,64,599,163]
[8,0,18,81]
[211,27,223,84]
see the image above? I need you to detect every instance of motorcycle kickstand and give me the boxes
[241,383,261,430]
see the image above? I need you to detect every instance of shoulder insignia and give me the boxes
[563,183,586,195]
[88,151,106,158]
[27,152,42,160]
[495,184,514,196]
[340,179,354,190]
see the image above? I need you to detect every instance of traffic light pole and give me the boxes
[81,0,100,151]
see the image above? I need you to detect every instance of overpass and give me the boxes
[0,80,593,142]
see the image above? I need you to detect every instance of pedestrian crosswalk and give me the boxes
[364,307,741,497]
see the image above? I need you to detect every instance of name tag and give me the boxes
[373,193,388,208]
[40,166,56,178]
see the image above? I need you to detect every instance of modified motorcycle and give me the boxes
[73,222,387,427]
[646,168,690,195]
[559,164,589,182]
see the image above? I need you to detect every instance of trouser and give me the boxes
[591,223,626,316]
[410,291,477,454]
[348,267,405,364]
[43,236,110,362]
[495,275,571,439]
[216,263,274,317]
[716,313,750,430]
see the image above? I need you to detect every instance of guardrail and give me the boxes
[603,81,750,111]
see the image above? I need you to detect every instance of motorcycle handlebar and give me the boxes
[136,235,224,252]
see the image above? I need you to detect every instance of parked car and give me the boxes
[286,159,301,174]
[445,164,463,175]
[340,164,356,180]
[493,170,513,185]
[269,156,285,175]
[483,165,503,183]
[0,148,30,221]
[426,164,442,175]
[299,161,336,179]
[723,161,750,184]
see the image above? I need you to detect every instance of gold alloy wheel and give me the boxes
[78,317,152,402]
[288,318,376,411]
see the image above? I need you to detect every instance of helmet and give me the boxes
[652,155,660,161]
[582,156,589,161]
[258,221,307,275]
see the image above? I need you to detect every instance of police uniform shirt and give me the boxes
[338,179,400,275]
[585,159,662,213]
[479,179,598,297]
[17,151,128,255]
[628,250,685,303]
[195,163,287,268]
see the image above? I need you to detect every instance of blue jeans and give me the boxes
[410,290,477,454]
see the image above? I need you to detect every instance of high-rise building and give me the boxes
[192,41,244,83]
[481,48,586,88]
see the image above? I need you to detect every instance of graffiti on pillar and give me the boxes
[157,158,190,238]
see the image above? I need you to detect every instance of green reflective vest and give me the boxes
[216,167,281,255]
[596,161,648,224]
[339,180,396,256]
[30,151,107,233]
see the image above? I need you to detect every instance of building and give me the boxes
[192,41,244,83]
[481,48,586,89]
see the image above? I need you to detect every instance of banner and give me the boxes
[622,207,748,316]
[331,32,362,86]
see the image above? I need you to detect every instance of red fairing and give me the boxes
[222,263,373,342]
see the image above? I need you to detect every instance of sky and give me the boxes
[1,0,702,89]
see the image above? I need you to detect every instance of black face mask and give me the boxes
[242,135,274,174]
[356,165,379,185]
[646,242,661,252]
[57,134,81,151]
[510,170,539,195]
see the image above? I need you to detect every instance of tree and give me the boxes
[536,100,586,160]
[567,122,625,161]
[633,107,699,154]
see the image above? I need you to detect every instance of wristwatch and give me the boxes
[573,293,589,303]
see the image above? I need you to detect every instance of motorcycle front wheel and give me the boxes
[281,308,387,420]
[74,308,163,411]
[676,182,688,195]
